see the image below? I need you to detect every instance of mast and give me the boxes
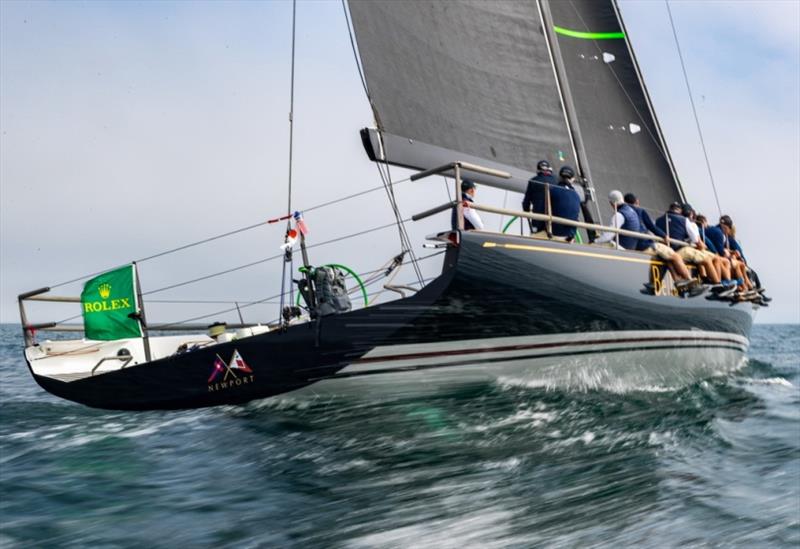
[537,0,603,225]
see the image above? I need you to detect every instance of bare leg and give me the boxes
[670,256,691,280]
[703,258,721,284]
[732,259,753,290]
[715,257,731,280]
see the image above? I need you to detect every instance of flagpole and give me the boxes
[133,262,152,363]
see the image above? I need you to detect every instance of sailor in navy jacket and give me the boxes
[522,160,557,233]
[623,193,666,251]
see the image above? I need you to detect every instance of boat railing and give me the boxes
[410,161,513,230]
[17,287,262,347]
[410,160,689,249]
[415,200,690,249]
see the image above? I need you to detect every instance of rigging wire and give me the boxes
[142,219,411,296]
[46,177,411,291]
[374,147,425,285]
[341,0,371,106]
[154,256,442,329]
[340,0,424,285]
[52,248,444,327]
[442,176,453,202]
[280,0,299,317]
[664,0,722,216]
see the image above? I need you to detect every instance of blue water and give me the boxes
[1,324,798,547]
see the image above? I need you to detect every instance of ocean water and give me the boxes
[0,324,798,548]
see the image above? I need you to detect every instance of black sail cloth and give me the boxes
[545,0,684,219]
[347,0,684,217]
[348,0,576,193]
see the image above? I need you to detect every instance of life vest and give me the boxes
[617,203,641,250]
[656,212,689,250]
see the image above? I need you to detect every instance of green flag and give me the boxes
[81,265,142,341]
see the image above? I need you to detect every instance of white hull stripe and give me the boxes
[314,331,748,378]
[320,341,745,380]
[358,336,744,364]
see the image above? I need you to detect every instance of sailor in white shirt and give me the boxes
[595,190,641,249]
[455,179,484,231]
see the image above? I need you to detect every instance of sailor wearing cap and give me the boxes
[522,160,557,234]
[624,193,692,281]
[548,166,582,241]
[595,190,642,249]
[655,202,722,284]
[705,215,753,290]
[705,215,733,259]
[451,179,484,231]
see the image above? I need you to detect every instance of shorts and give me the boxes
[677,246,707,264]
[644,242,676,260]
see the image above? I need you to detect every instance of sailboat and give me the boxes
[18,0,762,410]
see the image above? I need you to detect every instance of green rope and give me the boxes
[502,216,519,234]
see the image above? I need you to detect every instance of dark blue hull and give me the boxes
[29,231,754,410]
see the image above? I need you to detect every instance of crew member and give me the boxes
[695,214,719,254]
[451,179,484,231]
[694,212,737,286]
[624,193,692,281]
[595,190,641,249]
[522,160,556,233]
[549,165,582,241]
[655,202,721,284]
[705,215,752,290]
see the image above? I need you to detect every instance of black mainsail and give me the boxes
[348,0,684,215]
[348,0,577,192]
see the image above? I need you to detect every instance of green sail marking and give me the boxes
[553,26,625,40]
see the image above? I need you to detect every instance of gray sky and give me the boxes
[1,0,798,326]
